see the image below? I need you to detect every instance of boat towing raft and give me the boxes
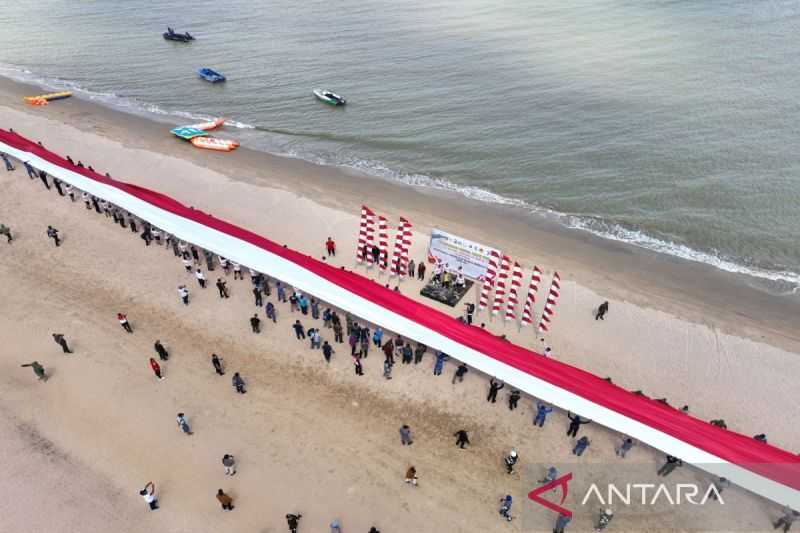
[163,27,194,42]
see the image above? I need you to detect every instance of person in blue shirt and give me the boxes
[534,402,553,427]
[433,351,449,375]
[372,327,384,347]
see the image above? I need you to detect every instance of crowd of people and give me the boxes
[3,145,796,532]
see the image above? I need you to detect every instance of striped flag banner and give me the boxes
[390,218,407,276]
[521,265,542,326]
[356,205,375,263]
[378,215,388,271]
[492,255,511,316]
[478,250,500,311]
[365,210,376,266]
[537,272,561,332]
[398,218,413,276]
[505,261,523,321]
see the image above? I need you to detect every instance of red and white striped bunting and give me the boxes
[521,265,542,326]
[505,261,523,321]
[365,210,376,265]
[478,250,500,311]
[492,255,511,316]
[398,218,412,276]
[378,215,388,271]
[356,205,375,263]
[537,272,561,332]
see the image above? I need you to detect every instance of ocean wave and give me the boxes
[565,216,800,291]
[1,64,797,292]
[0,63,256,130]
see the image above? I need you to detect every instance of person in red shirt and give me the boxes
[149,358,164,380]
[325,237,336,257]
[118,313,133,333]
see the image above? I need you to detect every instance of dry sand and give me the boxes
[0,84,798,532]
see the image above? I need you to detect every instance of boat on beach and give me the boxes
[163,27,194,42]
[313,89,346,106]
[197,68,226,83]
[190,136,239,152]
[23,91,73,106]
[187,117,226,131]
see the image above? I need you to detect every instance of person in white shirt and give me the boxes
[195,269,206,288]
[178,285,189,305]
[64,184,75,201]
[232,262,242,280]
[139,481,158,510]
[182,257,192,273]
[152,229,161,244]
[178,241,188,255]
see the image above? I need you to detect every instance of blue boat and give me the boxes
[197,68,226,83]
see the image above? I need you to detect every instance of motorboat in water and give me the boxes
[313,89,346,106]
[197,67,226,83]
[163,27,194,42]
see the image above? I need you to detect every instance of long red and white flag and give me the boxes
[378,215,388,271]
[492,255,511,316]
[391,217,411,276]
[537,272,561,332]
[365,210,376,266]
[356,205,375,263]
[399,218,413,275]
[505,261,523,321]
[521,265,542,326]
[478,250,500,311]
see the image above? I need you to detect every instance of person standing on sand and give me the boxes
[311,328,322,350]
[383,358,393,379]
[487,378,505,403]
[373,327,384,347]
[21,361,47,381]
[286,513,302,533]
[204,250,215,271]
[0,223,12,243]
[154,340,169,361]
[196,269,207,288]
[533,402,553,427]
[149,358,164,380]
[454,429,470,448]
[253,286,263,307]
[177,413,192,435]
[417,261,426,280]
[452,363,468,384]
[216,489,234,511]
[369,528,381,533]
[24,161,37,178]
[333,320,344,343]
[139,482,158,511]
[504,450,518,474]
[657,455,682,477]
[408,259,415,278]
[277,281,287,302]
[311,298,320,319]
[46,225,61,246]
[499,495,513,522]
[178,285,190,305]
[232,372,246,394]
[216,278,230,298]
[322,341,334,362]
[616,437,635,458]
[433,351,448,375]
[595,301,609,320]
[772,507,800,532]
[52,333,73,354]
[400,425,413,445]
[2,152,15,171]
[326,237,336,256]
[211,354,225,375]
[595,508,614,531]
[118,313,133,333]
[508,390,521,410]
[405,466,418,486]
[353,354,364,376]
[554,512,571,533]
[567,412,590,437]
[222,454,236,475]
[266,301,277,323]
[293,320,306,340]
[330,519,342,533]
[250,314,261,333]
[572,436,590,456]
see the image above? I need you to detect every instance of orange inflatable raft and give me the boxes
[187,117,226,131]
[190,136,239,152]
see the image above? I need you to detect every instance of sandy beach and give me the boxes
[1,79,798,532]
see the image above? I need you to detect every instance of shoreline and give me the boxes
[2,75,798,353]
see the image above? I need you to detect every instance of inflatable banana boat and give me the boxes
[24,91,73,106]
[190,137,239,152]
